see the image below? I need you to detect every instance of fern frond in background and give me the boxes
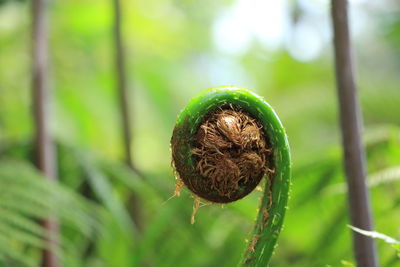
[0,159,103,266]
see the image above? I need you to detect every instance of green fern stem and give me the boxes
[171,86,291,266]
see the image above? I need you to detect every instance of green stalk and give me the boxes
[172,86,291,266]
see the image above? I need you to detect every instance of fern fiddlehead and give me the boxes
[171,86,291,266]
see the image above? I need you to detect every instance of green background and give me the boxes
[0,0,399,266]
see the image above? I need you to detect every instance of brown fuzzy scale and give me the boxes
[184,107,272,203]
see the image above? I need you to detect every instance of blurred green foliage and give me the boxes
[0,0,399,266]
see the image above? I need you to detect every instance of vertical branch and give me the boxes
[112,0,143,231]
[113,0,133,168]
[331,0,378,266]
[31,0,59,266]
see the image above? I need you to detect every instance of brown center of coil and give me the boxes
[190,106,272,202]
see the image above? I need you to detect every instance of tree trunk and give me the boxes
[112,0,143,232]
[31,0,59,266]
[331,0,378,266]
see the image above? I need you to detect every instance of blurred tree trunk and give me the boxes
[112,0,143,232]
[31,0,59,266]
[331,0,378,266]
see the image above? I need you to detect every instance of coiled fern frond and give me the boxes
[171,86,291,266]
